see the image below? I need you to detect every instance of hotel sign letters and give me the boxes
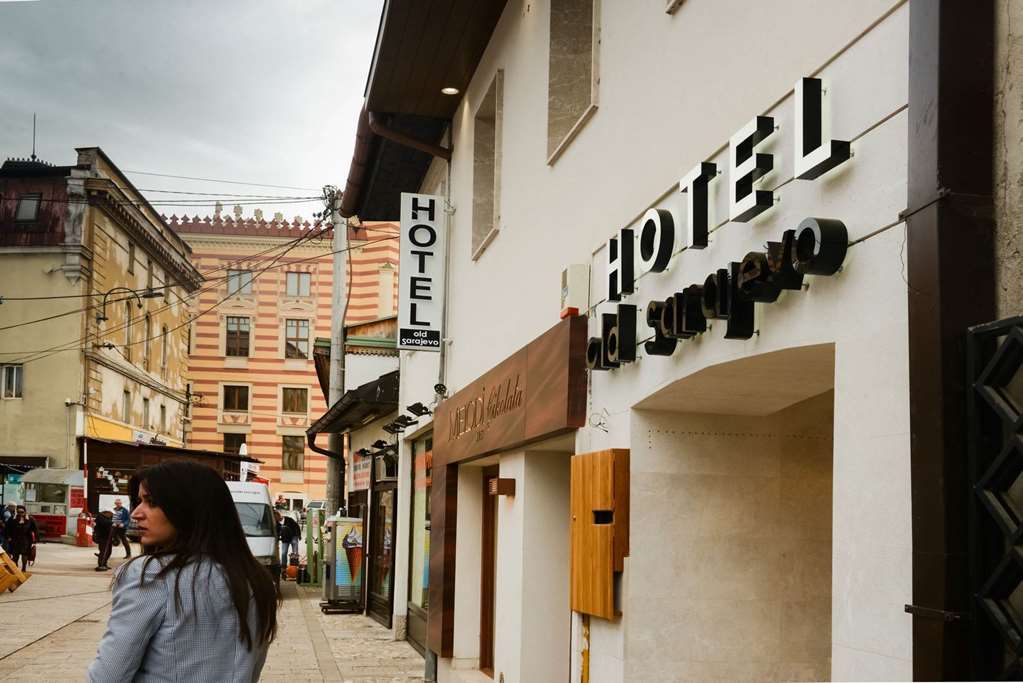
[589,77,852,370]
[398,193,446,351]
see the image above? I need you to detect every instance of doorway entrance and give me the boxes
[367,483,396,628]
[479,465,499,677]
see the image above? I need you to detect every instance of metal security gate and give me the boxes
[968,315,1023,678]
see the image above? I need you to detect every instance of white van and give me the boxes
[226,481,279,581]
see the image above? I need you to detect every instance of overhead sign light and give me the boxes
[398,193,446,352]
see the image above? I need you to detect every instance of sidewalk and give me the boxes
[0,543,425,682]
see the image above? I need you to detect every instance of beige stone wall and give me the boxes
[0,253,88,468]
[995,0,1023,318]
[626,392,834,682]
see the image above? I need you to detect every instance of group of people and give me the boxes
[91,498,132,571]
[1,502,38,571]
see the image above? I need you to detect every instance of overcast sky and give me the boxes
[0,0,383,221]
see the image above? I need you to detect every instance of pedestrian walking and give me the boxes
[111,498,132,558]
[4,505,37,572]
[93,511,115,571]
[87,461,278,682]
[1,503,14,553]
[275,511,301,576]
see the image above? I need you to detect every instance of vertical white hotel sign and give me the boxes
[398,193,445,351]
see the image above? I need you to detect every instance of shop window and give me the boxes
[282,435,304,471]
[547,0,600,163]
[472,70,503,259]
[286,272,311,297]
[409,435,433,611]
[30,483,66,504]
[223,433,246,455]
[127,241,135,274]
[1,364,23,399]
[227,269,253,295]
[223,385,249,412]
[281,387,308,414]
[225,316,250,357]
[285,319,309,359]
[122,390,131,424]
[143,398,150,428]
[14,193,41,222]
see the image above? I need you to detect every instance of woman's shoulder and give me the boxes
[113,556,170,589]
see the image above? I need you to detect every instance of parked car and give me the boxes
[227,481,280,587]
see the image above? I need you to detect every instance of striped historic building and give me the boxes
[169,211,398,506]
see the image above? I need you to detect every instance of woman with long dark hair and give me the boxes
[87,461,278,682]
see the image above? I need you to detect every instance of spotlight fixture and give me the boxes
[440,86,459,95]
[407,402,432,417]
[355,448,371,457]
[371,440,389,450]
[394,415,418,427]
[434,383,448,396]
[382,423,404,435]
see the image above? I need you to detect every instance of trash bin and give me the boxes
[76,514,92,547]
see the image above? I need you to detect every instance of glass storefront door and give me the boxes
[367,484,396,627]
[407,435,432,653]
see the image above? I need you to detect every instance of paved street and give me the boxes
[0,543,424,682]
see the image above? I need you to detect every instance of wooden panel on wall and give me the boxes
[571,448,629,620]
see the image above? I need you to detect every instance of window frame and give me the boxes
[546,0,601,165]
[471,70,504,260]
[223,432,246,455]
[281,386,309,415]
[159,404,166,434]
[284,318,310,359]
[14,193,41,223]
[227,269,254,295]
[124,301,133,362]
[127,241,135,274]
[143,314,152,371]
[143,397,150,428]
[1,364,23,399]
[122,390,131,424]
[281,435,305,472]
[222,384,250,412]
[161,325,169,371]
[225,316,251,357]
[285,271,311,297]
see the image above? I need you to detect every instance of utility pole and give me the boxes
[325,186,347,515]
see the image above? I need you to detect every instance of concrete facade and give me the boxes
[392,1,915,681]
[995,0,1023,319]
[0,148,200,477]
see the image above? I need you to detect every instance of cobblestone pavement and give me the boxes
[0,543,425,682]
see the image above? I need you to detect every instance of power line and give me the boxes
[8,229,395,365]
[135,189,321,199]
[122,170,320,192]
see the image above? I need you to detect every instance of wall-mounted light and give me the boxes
[441,87,459,96]
[394,415,418,427]
[371,440,389,450]
[382,423,404,435]
[355,448,371,457]
[407,402,432,417]
[434,383,448,397]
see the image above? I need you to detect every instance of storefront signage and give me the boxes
[398,193,446,351]
[434,315,587,465]
[591,77,852,370]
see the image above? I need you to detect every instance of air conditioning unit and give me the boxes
[560,264,589,318]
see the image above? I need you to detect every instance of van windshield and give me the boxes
[235,503,274,537]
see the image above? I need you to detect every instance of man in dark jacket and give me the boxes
[93,511,114,571]
[276,512,301,575]
[5,506,37,571]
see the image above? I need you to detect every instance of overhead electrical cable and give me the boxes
[122,170,320,192]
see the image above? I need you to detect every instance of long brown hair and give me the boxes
[125,461,278,649]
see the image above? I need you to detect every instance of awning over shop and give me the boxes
[0,456,48,475]
[19,468,83,486]
[307,370,399,436]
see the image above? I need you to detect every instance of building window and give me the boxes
[223,385,249,412]
[143,314,152,371]
[286,272,311,297]
[224,433,246,455]
[227,269,253,295]
[225,316,250,357]
[122,390,131,423]
[161,325,168,371]
[282,435,304,471]
[124,301,133,362]
[127,241,135,274]
[185,383,192,418]
[547,0,599,163]
[472,70,503,259]
[282,387,308,414]
[159,404,166,433]
[410,434,433,610]
[14,194,41,222]
[378,264,395,317]
[1,364,23,399]
[143,397,150,428]
[147,259,154,291]
[284,319,309,359]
